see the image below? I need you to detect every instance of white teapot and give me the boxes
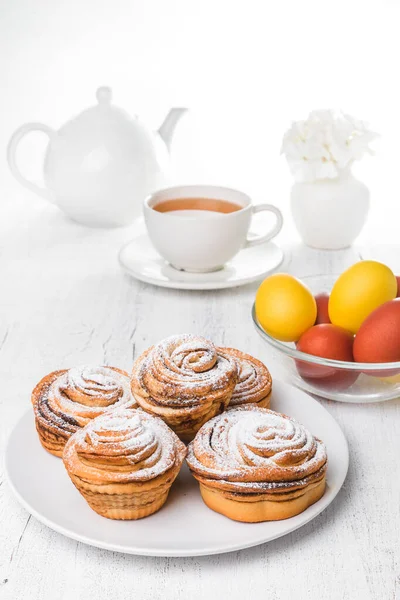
[7,87,187,227]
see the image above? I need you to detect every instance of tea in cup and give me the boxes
[144,185,283,273]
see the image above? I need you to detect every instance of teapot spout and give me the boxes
[158,108,188,151]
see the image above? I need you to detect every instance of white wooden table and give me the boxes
[0,201,398,600]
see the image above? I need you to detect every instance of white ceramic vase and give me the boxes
[290,170,370,250]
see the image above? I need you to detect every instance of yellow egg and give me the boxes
[328,261,397,334]
[255,274,317,342]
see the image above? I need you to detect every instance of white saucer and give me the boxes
[6,381,348,557]
[118,220,284,290]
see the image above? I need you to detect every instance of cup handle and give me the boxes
[7,123,56,203]
[245,204,283,248]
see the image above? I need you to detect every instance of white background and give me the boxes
[1,2,399,599]
[2,0,400,243]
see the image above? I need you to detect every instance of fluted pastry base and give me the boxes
[35,421,68,458]
[63,409,186,521]
[199,477,326,523]
[68,473,174,520]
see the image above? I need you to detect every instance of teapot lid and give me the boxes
[56,86,169,172]
[84,86,131,120]
[95,86,113,105]
[59,86,140,136]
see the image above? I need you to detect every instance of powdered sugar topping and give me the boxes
[64,408,186,482]
[132,334,238,407]
[41,365,137,428]
[187,405,327,491]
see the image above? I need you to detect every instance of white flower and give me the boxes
[281,110,378,183]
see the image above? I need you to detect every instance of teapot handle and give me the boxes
[7,123,56,203]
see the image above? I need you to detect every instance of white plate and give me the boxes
[6,381,348,557]
[118,219,284,290]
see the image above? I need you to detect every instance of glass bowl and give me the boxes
[251,275,400,403]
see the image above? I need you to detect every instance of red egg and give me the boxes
[314,293,331,324]
[296,324,358,390]
[353,299,400,376]
[396,276,400,297]
[298,324,354,362]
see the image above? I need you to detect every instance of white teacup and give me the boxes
[144,185,283,273]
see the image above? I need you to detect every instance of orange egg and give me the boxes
[314,293,330,324]
[296,324,358,390]
[353,299,400,369]
[396,276,400,297]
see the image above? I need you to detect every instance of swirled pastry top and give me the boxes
[32,366,137,435]
[218,348,272,407]
[131,334,238,413]
[63,409,187,484]
[186,406,327,493]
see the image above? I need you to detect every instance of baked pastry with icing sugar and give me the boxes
[219,347,272,408]
[186,405,327,522]
[63,408,186,520]
[131,334,238,441]
[32,365,137,457]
